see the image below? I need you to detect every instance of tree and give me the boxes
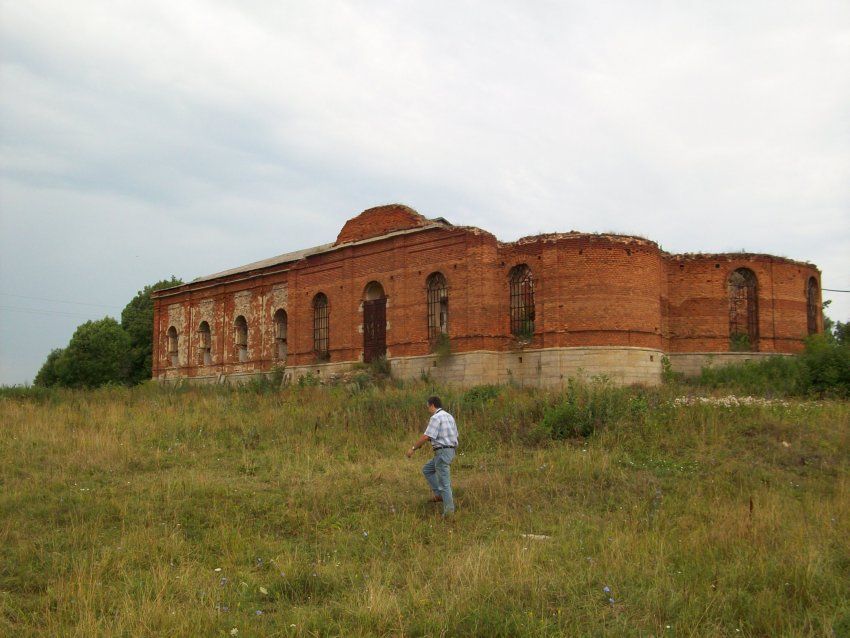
[121,276,183,384]
[33,348,65,387]
[54,318,132,388]
[822,301,848,345]
[834,320,849,346]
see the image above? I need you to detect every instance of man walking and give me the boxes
[406,396,458,516]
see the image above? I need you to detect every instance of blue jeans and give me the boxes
[423,448,456,515]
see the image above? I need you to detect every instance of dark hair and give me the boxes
[427,395,442,409]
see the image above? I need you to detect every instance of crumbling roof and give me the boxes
[334,204,452,246]
[188,242,337,285]
[507,231,658,248]
[155,207,460,295]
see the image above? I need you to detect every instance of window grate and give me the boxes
[313,294,329,357]
[426,272,448,342]
[728,268,758,350]
[806,278,819,335]
[509,265,535,338]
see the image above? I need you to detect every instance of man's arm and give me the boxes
[406,433,430,458]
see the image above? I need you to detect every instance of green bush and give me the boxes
[540,380,633,439]
[461,384,502,407]
[695,355,805,397]
[801,335,850,397]
[692,335,850,398]
[729,332,752,352]
[241,367,285,394]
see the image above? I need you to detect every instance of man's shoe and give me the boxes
[428,495,443,503]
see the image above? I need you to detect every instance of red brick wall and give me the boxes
[335,204,430,245]
[152,207,821,379]
[665,254,821,353]
[496,234,665,350]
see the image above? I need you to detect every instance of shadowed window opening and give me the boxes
[313,294,329,359]
[363,282,386,363]
[426,272,448,343]
[807,277,819,336]
[509,264,535,338]
[166,326,178,367]
[728,268,758,351]
[274,309,288,361]
[234,315,248,362]
[198,321,212,365]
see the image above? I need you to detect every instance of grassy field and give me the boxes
[1,379,848,637]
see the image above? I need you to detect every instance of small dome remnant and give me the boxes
[335,204,435,245]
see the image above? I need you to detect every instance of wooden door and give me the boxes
[363,298,386,363]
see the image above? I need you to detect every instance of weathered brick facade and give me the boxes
[152,205,822,386]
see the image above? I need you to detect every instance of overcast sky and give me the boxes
[1,0,848,385]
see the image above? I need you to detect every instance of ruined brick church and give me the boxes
[152,204,822,386]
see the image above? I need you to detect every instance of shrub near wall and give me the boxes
[694,335,850,398]
[540,379,641,439]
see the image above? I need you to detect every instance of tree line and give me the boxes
[34,277,183,388]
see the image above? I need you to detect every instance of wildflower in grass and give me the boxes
[603,586,610,593]
[230,629,238,636]
[219,577,228,586]
[259,586,268,595]
[255,610,263,616]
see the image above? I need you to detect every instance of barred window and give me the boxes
[198,321,212,365]
[166,326,178,367]
[234,315,248,362]
[313,293,329,358]
[273,309,288,360]
[807,277,819,336]
[426,272,448,342]
[728,268,758,351]
[509,264,535,338]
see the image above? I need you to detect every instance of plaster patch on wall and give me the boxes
[233,291,252,319]
[271,284,288,309]
[167,303,184,328]
[198,298,215,324]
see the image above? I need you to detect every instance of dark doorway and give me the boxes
[363,282,387,363]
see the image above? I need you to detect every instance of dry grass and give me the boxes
[1,382,848,637]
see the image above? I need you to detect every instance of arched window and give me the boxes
[198,321,212,365]
[313,293,329,359]
[728,268,758,351]
[273,309,288,361]
[166,326,179,367]
[807,277,819,336]
[234,315,248,362]
[509,264,535,338]
[426,272,448,342]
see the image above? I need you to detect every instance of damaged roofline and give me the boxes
[152,219,456,299]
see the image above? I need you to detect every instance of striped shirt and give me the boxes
[424,408,459,449]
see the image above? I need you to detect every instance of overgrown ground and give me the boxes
[1,380,848,637]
